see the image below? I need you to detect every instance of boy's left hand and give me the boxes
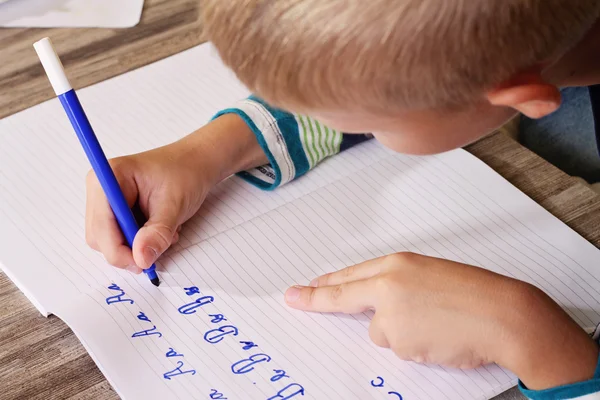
[285,253,599,390]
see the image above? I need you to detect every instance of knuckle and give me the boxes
[390,342,408,360]
[315,274,329,287]
[385,252,422,273]
[368,326,388,348]
[108,156,127,169]
[330,284,344,303]
[384,254,403,269]
[104,253,120,267]
[153,224,176,250]
[374,274,394,296]
[387,252,414,265]
[103,248,125,267]
[307,287,317,306]
[343,264,356,279]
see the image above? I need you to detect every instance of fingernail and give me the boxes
[143,246,158,266]
[126,265,142,275]
[309,279,318,287]
[285,286,302,303]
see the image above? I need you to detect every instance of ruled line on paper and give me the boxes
[1,43,598,399]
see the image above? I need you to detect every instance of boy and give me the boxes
[85,1,600,398]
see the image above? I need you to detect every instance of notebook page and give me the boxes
[0,43,390,314]
[32,145,600,400]
[0,41,599,399]
[175,139,390,251]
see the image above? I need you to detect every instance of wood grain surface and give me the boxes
[0,0,204,120]
[1,1,598,399]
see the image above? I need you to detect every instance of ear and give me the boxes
[486,72,561,119]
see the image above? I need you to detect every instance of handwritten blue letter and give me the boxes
[132,325,163,338]
[106,284,134,305]
[267,383,305,400]
[231,353,272,375]
[204,325,239,344]
[178,296,215,315]
[163,361,196,380]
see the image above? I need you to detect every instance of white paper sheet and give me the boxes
[0,43,599,400]
[0,0,144,28]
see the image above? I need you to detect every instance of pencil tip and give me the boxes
[151,277,160,287]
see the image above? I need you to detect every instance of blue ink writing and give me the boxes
[170,282,306,393]
[166,348,184,358]
[209,389,228,399]
[163,361,196,380]
[132,325,163,338]
[231,353,272,375]
[240,340,258,350]
[266,383,305,400]
[137,312,150,322]
[371,377,385,388]
[270,369,289,382]
[204,325,239,344]
[178,295,214,315]
[106,283,134,305]
[184,286,200,296]
[371,376,403,399]
[209,314,227,324]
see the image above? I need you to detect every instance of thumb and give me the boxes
[132,207,180,269]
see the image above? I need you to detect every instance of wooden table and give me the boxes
[1,1,599,399]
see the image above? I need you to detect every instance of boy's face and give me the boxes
[312,102,518,155]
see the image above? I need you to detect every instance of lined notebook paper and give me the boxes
[1,43,599,400]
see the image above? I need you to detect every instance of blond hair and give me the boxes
[202,0,600,114]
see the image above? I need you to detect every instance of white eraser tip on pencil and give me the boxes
[33,37,72,96]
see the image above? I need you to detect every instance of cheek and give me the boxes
[308,113,378,134]
[373,109,516,155]
[372,130,476,155]
[372,131,448,155]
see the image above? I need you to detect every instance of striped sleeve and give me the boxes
[213,95,371,190]
[519,324,600,399]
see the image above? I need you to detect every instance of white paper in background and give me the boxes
[0,0,144,28]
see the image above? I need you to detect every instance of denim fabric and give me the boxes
[519,86,600,183]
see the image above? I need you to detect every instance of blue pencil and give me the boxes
[34,37,160,287]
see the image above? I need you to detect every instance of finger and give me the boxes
[88,181,138,272]
[285,278,376,313]
[93,209,138,271]
[369,313,390,348]
[85,172,102,250]
[172,231,180,244]
[310,256,386,287]
[132,200,181,270]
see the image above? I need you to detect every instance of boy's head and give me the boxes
[203,0,600,154]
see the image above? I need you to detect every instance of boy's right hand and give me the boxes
[85,114,266,274]
[85,145,211,274]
